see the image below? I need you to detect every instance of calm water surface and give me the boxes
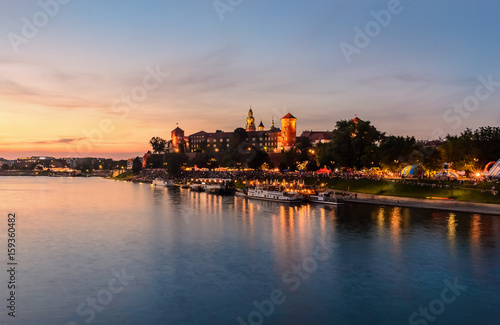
[0,177,499,325]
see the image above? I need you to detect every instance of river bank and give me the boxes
[341,191,500,216]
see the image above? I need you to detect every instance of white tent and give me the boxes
[434,169,459,180]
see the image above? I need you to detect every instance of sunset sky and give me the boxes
[1,0,499,159]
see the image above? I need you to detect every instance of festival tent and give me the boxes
[316,168,332,175]
[401,165,424,178]
[434,169,460,179]
[485,159,500,179]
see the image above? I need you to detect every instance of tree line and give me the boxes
[316,119,500,173]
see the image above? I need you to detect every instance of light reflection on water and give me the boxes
[0,177,499,325]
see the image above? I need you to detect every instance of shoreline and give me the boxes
[341,191,500,216]
[2,173,499,215]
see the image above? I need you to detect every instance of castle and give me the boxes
[167,108,297,154]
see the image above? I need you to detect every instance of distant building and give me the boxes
[417,139,443,149]
[14,156,68,169]
[142,151,152,168]
[203,130,233,152]
[299,131,333,147]
[171,126,185,152]
[0,158,12,168]
[164,109,297,156]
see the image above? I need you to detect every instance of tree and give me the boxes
[296,137,313,163]
[472,126,500,166]
[421,146,443,172]
[229,128,248,149]
[379,136,417,171]
[316,142,337,169]
[305,160,319,172]
[164,153,187,176]
[319,118,384,170]
[247,148,270,170]
[146,154,165,168]
[226,128,251,167]
[149,137,167,154]
[440,129,474,170]
[132,157,142,174]
[440,126,500,171]
[281,148,299,171]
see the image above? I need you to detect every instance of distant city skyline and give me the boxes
[1,0,499,160]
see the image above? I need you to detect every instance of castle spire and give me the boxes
[245,107,256,131]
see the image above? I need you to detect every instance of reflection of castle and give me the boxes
[167,108,297,153]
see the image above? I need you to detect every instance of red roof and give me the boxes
[172,127,184,134]
[282,113,296,119]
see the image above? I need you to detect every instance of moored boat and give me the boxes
[152,178,176,187]
[200,178,235,195]
[164,179,176,187]
[307,191,344,205]
[190,184,204,192]
[246,187,303,203]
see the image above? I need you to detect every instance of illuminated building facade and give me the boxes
[277,113,296,151]
[245,108,256,131]
[168,109,298,154]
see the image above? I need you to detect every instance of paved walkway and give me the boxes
[335,191,500,216]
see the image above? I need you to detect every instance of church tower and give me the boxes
[258,121,264,131]
[245,107,256,131]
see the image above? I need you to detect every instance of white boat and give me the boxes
[308,191,344,205]
[152,178,164,186]
[246,188,303,203]
[198,178,235,194]
[152,178,176,187]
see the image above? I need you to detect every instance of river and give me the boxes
[0,176,498,325]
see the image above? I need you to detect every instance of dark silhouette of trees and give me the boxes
[317,118,384,170]
[149,137,167,154]
[132,157,142,174]
[379,136,417,170]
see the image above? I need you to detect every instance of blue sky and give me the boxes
[0,0,499,158]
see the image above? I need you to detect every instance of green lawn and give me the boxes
[112,171,135,180]
[315,177,500,204]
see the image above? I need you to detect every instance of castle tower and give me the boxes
[245,107,256,131]
[278,113,296,151]
[258,121,264,131]
[171,126,184,152]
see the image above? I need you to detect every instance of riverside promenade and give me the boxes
[342,191,500,216]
